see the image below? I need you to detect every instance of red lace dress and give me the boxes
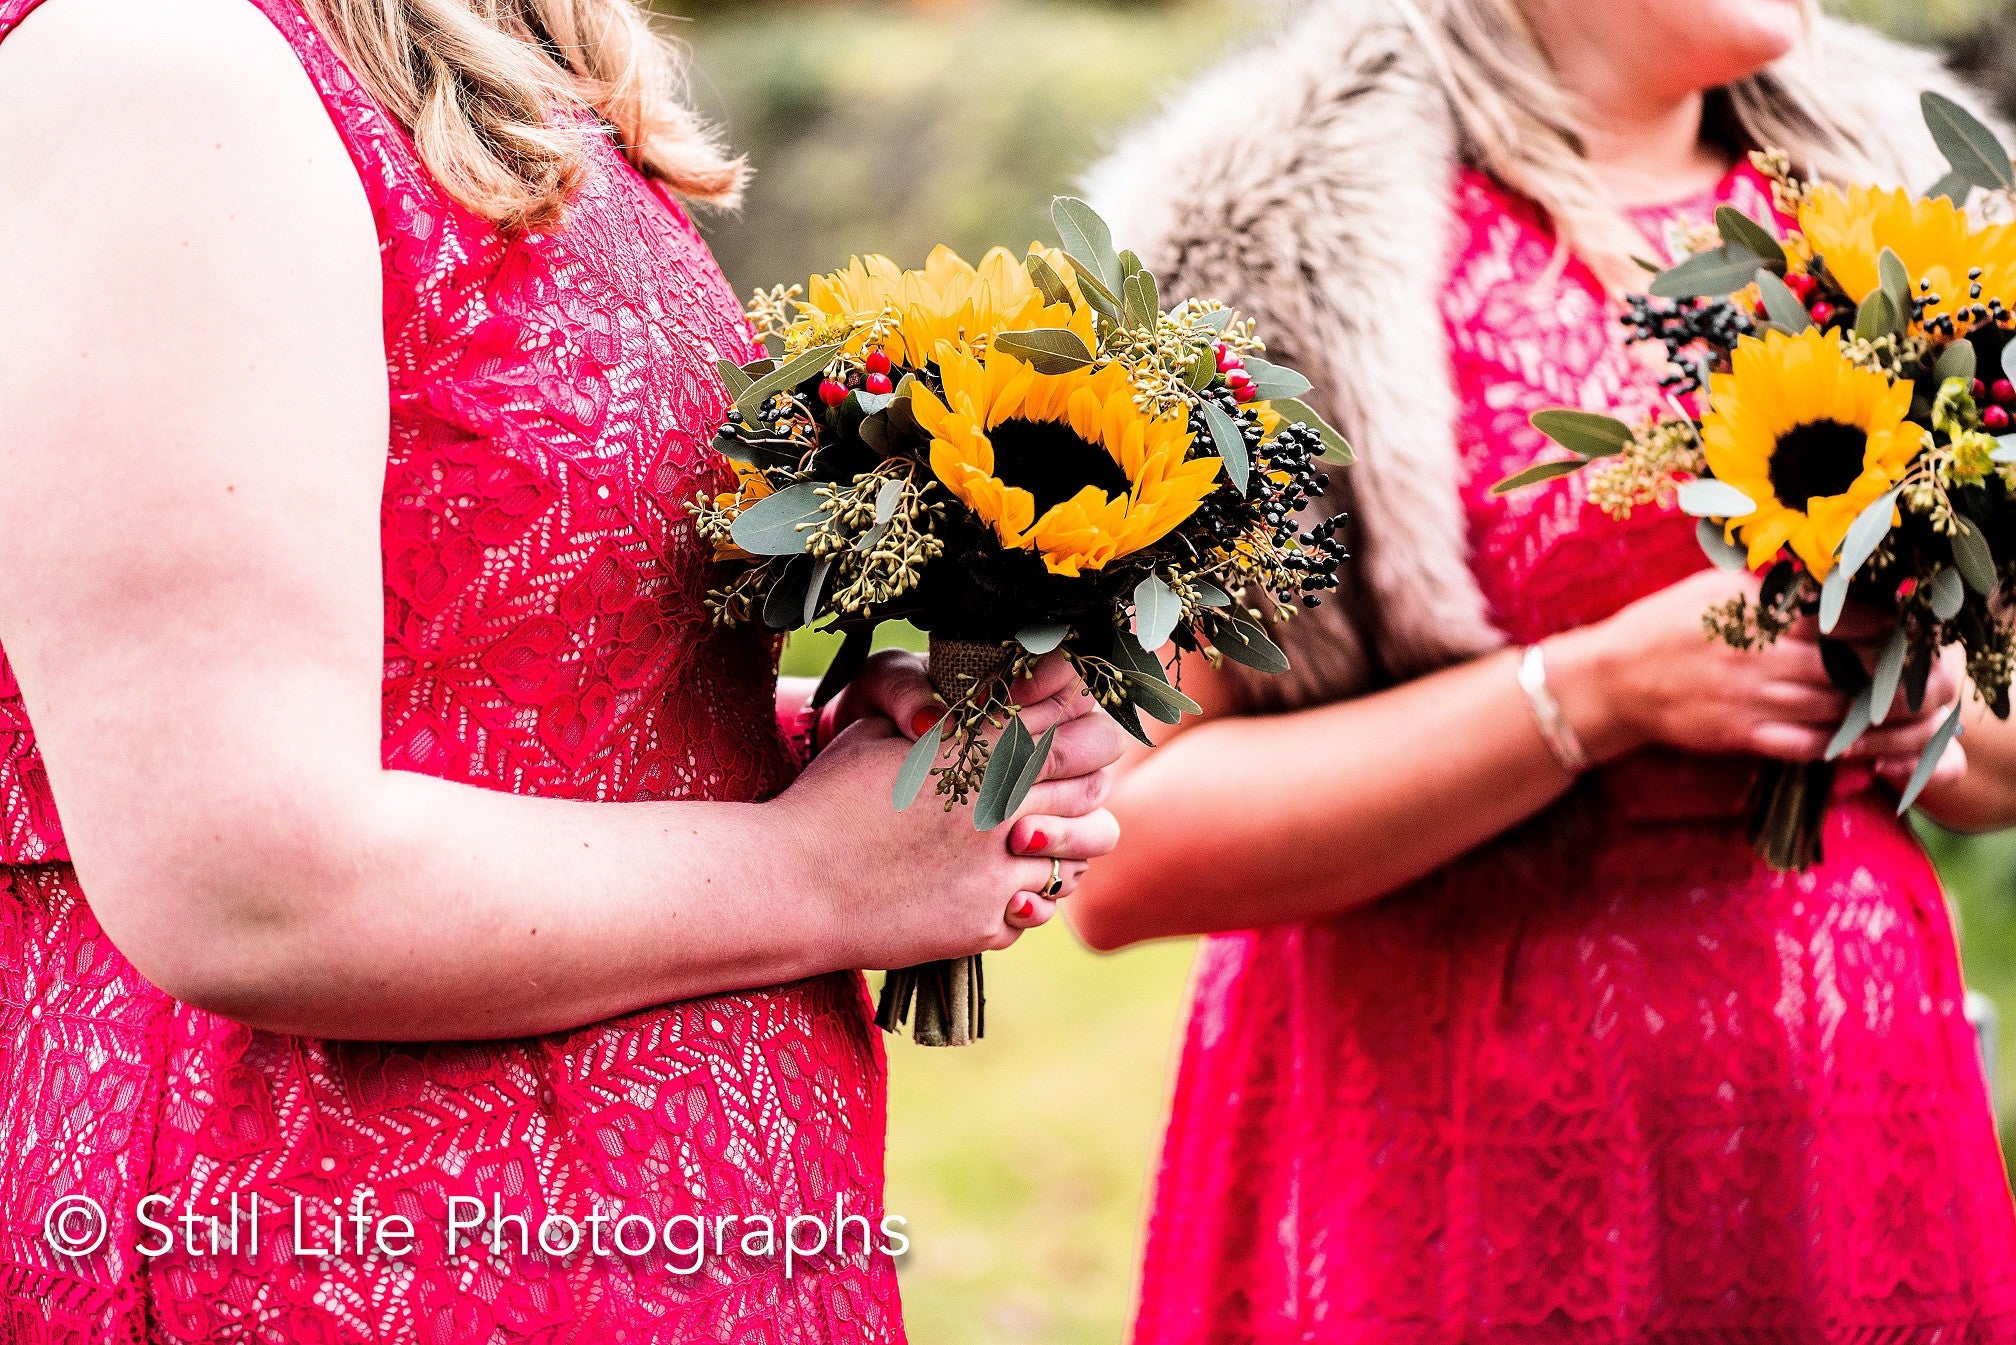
[1132,162,2016,1344]
[0,2,899,1340]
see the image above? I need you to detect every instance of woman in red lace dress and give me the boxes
[1077,0,2016,1339]
[0,0,1122,1339]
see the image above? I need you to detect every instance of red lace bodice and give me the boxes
[1132,164,2016,1343]
[0,1,899,1340]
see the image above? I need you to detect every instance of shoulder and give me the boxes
[1083,0,1454,305]
[0,0,373,261]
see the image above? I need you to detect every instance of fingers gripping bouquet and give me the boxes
[694,198,1353,1045]
[1498,93,2016,872]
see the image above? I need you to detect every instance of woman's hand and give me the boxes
[790,648,1125,961]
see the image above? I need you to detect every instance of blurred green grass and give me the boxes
[682,2,2016,1340]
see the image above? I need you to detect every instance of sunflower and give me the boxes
[800,245,1093,368]
[1700,327,1924,578]
[913,344,1224,577]
[1796,183,2016,325]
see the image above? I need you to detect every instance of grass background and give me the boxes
[682,3,2016,1340]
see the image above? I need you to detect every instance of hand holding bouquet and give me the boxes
[695,197,1353,1043]
[1498,93,2016,871]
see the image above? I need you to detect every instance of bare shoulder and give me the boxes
[0,0,367,225]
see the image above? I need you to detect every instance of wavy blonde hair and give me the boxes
[1388,0,1900,289]
[298,0,744,231]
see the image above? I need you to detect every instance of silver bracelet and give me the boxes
[1517,643,1589,775]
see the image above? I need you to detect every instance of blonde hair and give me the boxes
[1387,0,1898,289]
[297,0,744,231]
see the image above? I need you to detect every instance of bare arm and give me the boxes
[1071,569,1970,951]
[0,0,1119,1040]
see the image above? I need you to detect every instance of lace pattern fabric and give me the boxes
[1132,164,2016,1344]
[0,0,898,1339]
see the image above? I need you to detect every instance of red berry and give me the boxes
[1807,300,1836,326]
[817,379,847,408]
[864,372,894,396]
[1226,371,1255,392]
[864,349,893,377]
[1973,379,1989,399]
[1992,378,2015,404]
[1217,350,1241,374]
[1233,383,1258,404]
[1898,577,1919,598]
[1986,404,2011,431]
[1783,272,1815,300]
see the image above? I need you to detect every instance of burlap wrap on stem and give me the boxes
[874,637,1016,1047]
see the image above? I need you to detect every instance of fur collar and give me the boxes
[1085,1,2001,711]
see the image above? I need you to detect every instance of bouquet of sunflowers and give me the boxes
[695,197,1352,1044]
[1497,92,2016,872]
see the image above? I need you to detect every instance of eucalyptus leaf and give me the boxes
[801,556,833,626]
[1928,168,1973,204]
[1675,477,1758,519]
[1109,626,1172,684]
[1715,206,1786,273]
[762,555,814,631]
[716,360,755,398]
[1025,252,1075,308]
[1820,567,1849,634]
[1825,686,1876,761]
[1134,573,1182,651]
[852,390,894,417]
[1697,517,1750,572]
[1106,696,1153,746]
[1953,517,1998,594]
[974,719,1056,831]
[1929,565,1967,621]
[2003,340,2016,386]
[1854,289,1898,341]
[1649,243,1768,299]
[1121,270,1160,331]
[1198,307,1236,331]
[1878,247,1912,319]
[874,476,904,525]
[1184,346,1219,389]
[734,340,844,418]
[1015,622,1070,655]
[1530,408,1634,459]
[1897,700,1967,814]
[1051,196,1125,295]
[1240,356,1313,401]
[892,717,944,809]
[1868,625,1909,727]
[1194,579,1232,607]
[1268,397,1354,465]
[1489,458,1587,497]
[1993,435,2016,464]
[995,327,1095,374]
[1755,270,1812,333]
[1200,398,1250,495]
[1210,615,1290,674]
[1117,249,1147,283]
[730,481,826,556]
[1935,339,1978,384]
[1123,672,1203,725]
[1923,90,2014,192]
[1838,488,1899,582]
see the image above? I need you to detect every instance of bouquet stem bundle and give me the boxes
[1749,759,1836,872]
[873,637,1014,1047]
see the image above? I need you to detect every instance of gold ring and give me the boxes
[1042,858,1064,898]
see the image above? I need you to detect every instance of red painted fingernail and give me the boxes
[911,706,944,737]
[1010,896,1034,920]
[1024,828,1048,853]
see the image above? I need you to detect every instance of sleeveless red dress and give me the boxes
[1132,164,2016,1343]
[0,2,900,1340]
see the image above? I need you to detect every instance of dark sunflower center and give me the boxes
[987,417,1132,515]
[1768,419,1867,508]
